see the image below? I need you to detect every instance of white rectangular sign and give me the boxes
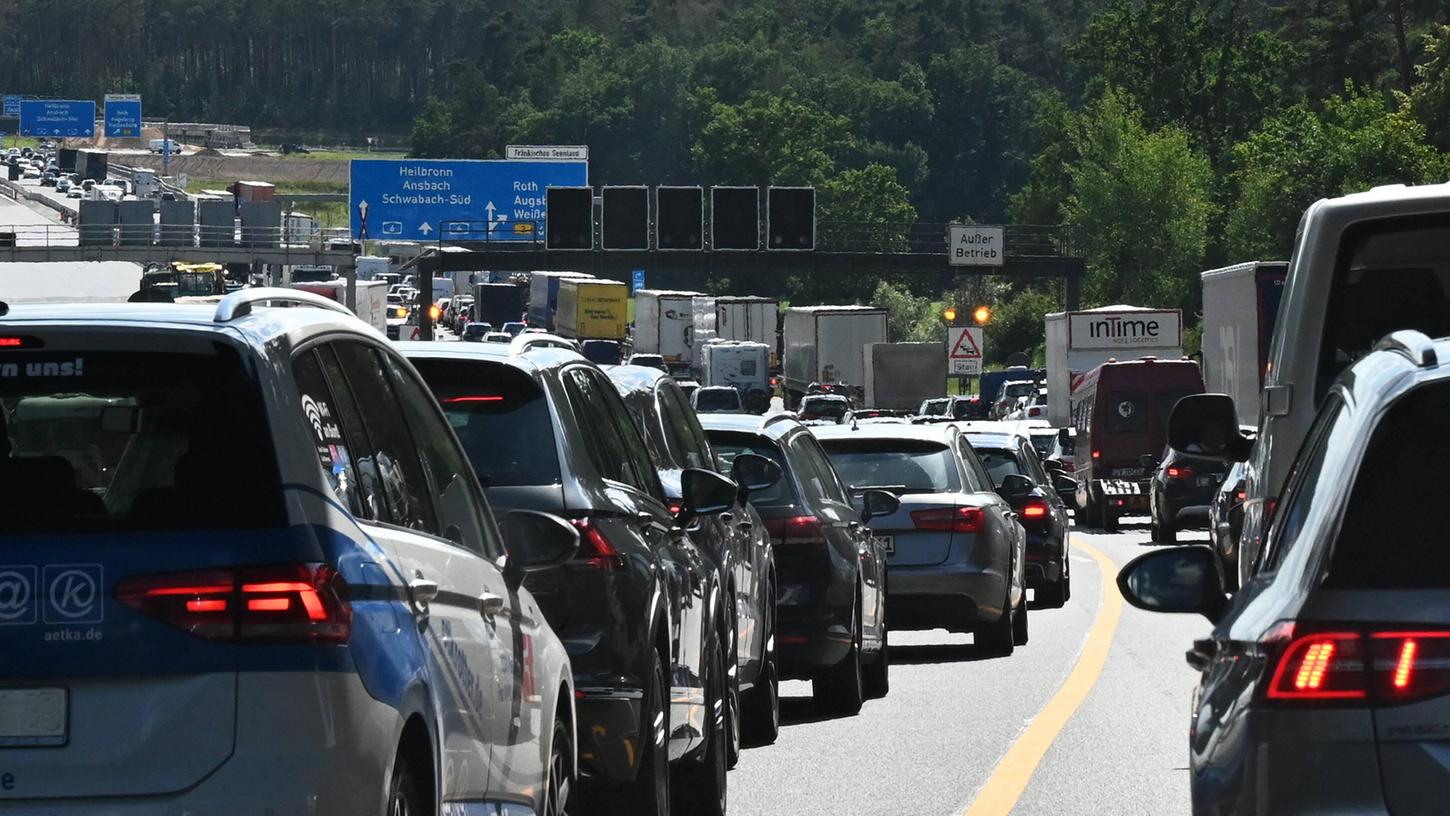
[1067,309,1182,350]
[505,145,589,161]
[948,327,984,375]
[947,225,1004,267]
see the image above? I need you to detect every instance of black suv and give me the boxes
[400,340,736,816]
[1146,445,1229,544]
[700,414,897,716]
[607,365,785,752]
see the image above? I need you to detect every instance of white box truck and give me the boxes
[863,342,948,410]
[700,341,773,413]
[634,290,703,365]
[289,279,388,334]
[692,296,780,369]
[782,305,889,406]
[1044,305,1184,426]
[354,255,391,281]
[1200,262,1288,427]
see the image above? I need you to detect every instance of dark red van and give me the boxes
[1070,357,1204,531]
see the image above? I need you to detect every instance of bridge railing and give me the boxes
[0,223,357,252]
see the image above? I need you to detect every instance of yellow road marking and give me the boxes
[962,538,1125,816]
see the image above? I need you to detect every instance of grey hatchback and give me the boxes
[814,423,1029,654]
[1121,331,1450,815]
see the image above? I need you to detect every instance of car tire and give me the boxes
[1157,519,1177,544]
[672,635,728,816]
[545,715,573,816]
[741,598,780,747]
[864,621,889,699]
[976,590,1015,656]
[1079,491,1098,528]
[1100,499,1119,533]
[386,751,428,816]
[1012,594,1029,646]
[814,600,864,716]
[597,651,670,816]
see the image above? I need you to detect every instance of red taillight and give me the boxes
[1091,450,1101,460]
[1264,625,1450,705]
[910,506,984,533]
[1235,490,1246,501]
[763,515,826,544]
[115,564,351,643]
[1021,502,1048,519]
[444,394,504,404]
[1166,466,1194,480]
[571,519,625,571]
[0,338,21,348]
[667,501,683,516]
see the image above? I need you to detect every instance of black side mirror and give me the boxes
[730,453,782,503]
[1117,546,1227,622]
[1169,394,1252,463]
[1053,473,1077,500]
[1042,459,1065,474]
[859,488,901,524]
[680,468,738,524]
[998,473,1035,499]
[502,510,580,591]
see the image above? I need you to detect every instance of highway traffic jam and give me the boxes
[1,178,1448,816]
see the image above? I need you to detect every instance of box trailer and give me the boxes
[782,305,889,406]
[1200,261,1288,427]
[634,290,704,365]
[472,281,524,327]
[700,341,773,413]
[863,342,948,411]
[692,296,780,369]
[527,270,594,329]
[1044,306,1184,427]
[289,279,388,334]
[556,278,629,340]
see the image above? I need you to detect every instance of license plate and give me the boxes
[1110,467,1145,478]
[0,687,67,747]
[1197,475,1217,487]
[871,534,894,555]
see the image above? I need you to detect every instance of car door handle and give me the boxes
[408,578,439,617]
[480,592,505,618]
[736,520,754,533]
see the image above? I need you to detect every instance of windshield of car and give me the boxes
[0,347,285,533]
[408,358,562,488]
[707,432,797,507]
[818,438,961,494]
[799,397,848,420]
[695,388,741,412]
[974,447,1027,488]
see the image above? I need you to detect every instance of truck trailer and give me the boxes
[700,341,772,413]
[1044,306,1184,427]
[527,270,594,330]
[863,342,948,411]
[472,281,524,328]
[692,296,780,369]
[1200,261,1288,427]
[556,278,629,340]
[633,290,703,366]
[782,305,889,407]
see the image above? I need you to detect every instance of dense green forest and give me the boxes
[4,0,1450,360]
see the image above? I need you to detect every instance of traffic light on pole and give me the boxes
[657,186,704,250]
[602,186,650,250]
[546,186,594,250]
[767,187,815,250]
[973,305,992,325]
[711,187,760,250]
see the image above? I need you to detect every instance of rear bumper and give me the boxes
[887,564,1007,632]
[1025,556,1064,585]
[0,672,397,815]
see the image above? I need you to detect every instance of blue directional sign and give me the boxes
[19,99,94,137]
[632,269,646,292]
[2,95,19,118]
[349,158,589,242]
[103,95,142,138]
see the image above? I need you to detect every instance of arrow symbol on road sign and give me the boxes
[485,200,496,228]
[419,222,433,236]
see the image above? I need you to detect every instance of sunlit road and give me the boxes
[730,518,1209,816]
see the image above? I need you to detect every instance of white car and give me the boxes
[66,185,84,199]
[0,290,579,815]
[483,331,512,343]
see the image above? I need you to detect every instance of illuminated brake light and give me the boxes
[0,338,21,347]
[1294,642,1336,690]
[1091,450,1101,460]
[115,564,351,643]
[444,395,504,404]
[1166,466,1194,480]
[763,515,826,544]
[911,506,984,533]
[1394,640,1418,689]
[1021,503,1048,519]
[1267,630,1365,701]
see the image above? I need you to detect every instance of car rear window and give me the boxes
[706,431,797,507]
[409,358,562,488]
[695,389,740,412]
[1325,381,1450,589]
[818,439,961,494]
[799,398,848,421]
[975,447,1026,489]
[0,347,285,533]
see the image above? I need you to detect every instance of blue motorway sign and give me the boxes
[104,95,142,138]
[632,269,646,292]
[2,95,19,117]
[20,99,94,137]
[349,158,588,242]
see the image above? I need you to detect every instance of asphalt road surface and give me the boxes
[730,517,1209,816]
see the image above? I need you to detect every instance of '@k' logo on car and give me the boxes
[43,565,102,625]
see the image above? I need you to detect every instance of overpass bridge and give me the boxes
[0,222,359,270]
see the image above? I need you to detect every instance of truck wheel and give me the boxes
[1156,519,1176,544]
[1100,499,1119,533]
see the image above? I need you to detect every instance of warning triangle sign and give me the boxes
[949,329,982,359]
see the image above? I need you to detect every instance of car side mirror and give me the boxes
[679,468,738,524]
[859,488,900,524]
[997,473,1035,499]
[1042,459,1065,474]
[1169,394,1252,462]
[1117,546,1227,622]
[1052,473,1077,500]
[502,510,580,591]
[730,453,782,504]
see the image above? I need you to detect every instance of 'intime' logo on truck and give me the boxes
[1086,315,1161,341]
[1067,309,1182,350]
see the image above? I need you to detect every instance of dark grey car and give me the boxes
[398,341,736,816]
[606,365,784,753]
